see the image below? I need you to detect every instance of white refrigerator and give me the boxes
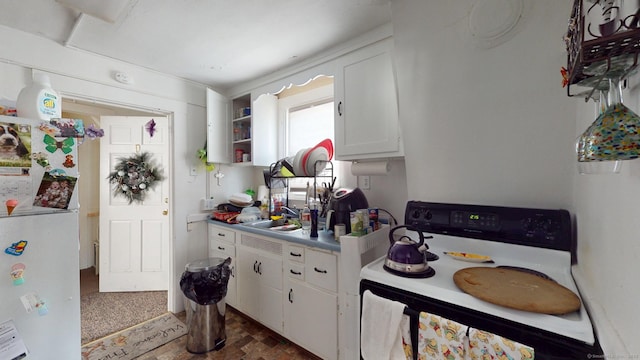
[0,114,81,359]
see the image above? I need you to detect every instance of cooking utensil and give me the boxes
[383,225,434,277]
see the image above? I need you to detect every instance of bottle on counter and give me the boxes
[310,203,318,238]
[301,204,311,231]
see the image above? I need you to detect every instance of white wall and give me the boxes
[573,59,640,354]
[391,0,634,355]
[392,0,575,209]
[0,25,212,313]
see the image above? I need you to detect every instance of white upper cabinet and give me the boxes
[251,93,278,166]
[206,88,230,164]
[230,93,277,167]
[334,38,403,160]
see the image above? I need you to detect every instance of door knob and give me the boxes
[162,210,168,215]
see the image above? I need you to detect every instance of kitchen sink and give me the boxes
[243,219,301,231]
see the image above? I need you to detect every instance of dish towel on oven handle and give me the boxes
[360,290,409,360]
[417,311,466,360]
[468,327,535,360]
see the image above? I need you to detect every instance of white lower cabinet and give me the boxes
[209,227,342,358]
[208,239,237,308]
[208,224,237,308]
[284,245,338,360]
[236,234,284,334]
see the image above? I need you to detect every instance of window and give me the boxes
[286,100,334,157]
[277,77,339,204]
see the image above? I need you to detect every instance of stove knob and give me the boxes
[541,218,556,232]
[412,209,421,219]
[425,210,432,220]
[522,218,535,231]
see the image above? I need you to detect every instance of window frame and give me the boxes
[277,82,335,203]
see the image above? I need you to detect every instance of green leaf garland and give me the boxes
[108,152,164,204]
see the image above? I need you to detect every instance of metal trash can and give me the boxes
[179,257,231,353]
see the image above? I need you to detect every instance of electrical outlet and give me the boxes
[201,198,216,210]
[359,176,371,190]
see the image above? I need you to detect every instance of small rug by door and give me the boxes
[81,312,187,360]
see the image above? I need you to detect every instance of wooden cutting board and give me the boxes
[453,267,581,315]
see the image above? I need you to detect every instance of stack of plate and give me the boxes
[292,139,334,176]
[228,193,253,207]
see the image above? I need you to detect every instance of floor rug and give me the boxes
[81,312,187,360]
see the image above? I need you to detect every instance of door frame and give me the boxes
[61,95,174,310]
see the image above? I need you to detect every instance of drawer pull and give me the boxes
[217,246,225,250]
[290,269,302,275]
[290,252,302,257]
[257,262,262,275]
[289,289,293,303]
[253,260,258,273]
[218,233,225,237]
[314,267,328,274]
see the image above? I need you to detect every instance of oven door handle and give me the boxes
[403,306,420,360]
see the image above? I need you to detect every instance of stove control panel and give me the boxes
[404,201,572,251]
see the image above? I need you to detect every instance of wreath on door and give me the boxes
[108,152,164,204]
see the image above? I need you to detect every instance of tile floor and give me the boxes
[81,269,322,359]
[137,307,322,360]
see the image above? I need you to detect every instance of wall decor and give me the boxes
[108,152,164,204]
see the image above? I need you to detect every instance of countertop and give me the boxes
[207,218,341,252]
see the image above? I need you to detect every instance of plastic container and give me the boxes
[16,74,61,120]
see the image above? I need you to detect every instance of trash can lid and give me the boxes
[185,257,227,272]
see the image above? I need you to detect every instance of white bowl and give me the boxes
[293,148,307,176]
[305,146,329,176]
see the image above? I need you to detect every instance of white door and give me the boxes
[99,116,170,292]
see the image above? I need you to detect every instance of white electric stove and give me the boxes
[360,201,604,359]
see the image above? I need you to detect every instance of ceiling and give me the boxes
[0,0,391,91]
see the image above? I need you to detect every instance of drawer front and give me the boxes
[286,245,305,263]
[306,250,337,292]
[208,224,236,244]
[209,239,235,258]
[286,263,305,281]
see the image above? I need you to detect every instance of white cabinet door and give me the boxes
[208,224,237,307]
[206,88,230,164]
[208,239,236,308]
[251,93,278,166]
[236,245,284,334]
[285,280,338,360]
[334,38,403,160]
[236,247,260,319]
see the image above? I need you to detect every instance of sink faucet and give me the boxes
[281,206,299,219]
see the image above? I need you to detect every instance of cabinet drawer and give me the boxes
[286,263,305,281]
[286,245,305,263]
[306,250,337,292]
[209,239,235,258]
[208,224,236,244]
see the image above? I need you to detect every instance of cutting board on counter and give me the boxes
[453,267,581,315]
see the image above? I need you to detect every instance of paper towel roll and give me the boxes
[351,161,391,176]
[257,185,269,203]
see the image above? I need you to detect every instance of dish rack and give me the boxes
[265,160,334,218]
[564,0,640,99]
